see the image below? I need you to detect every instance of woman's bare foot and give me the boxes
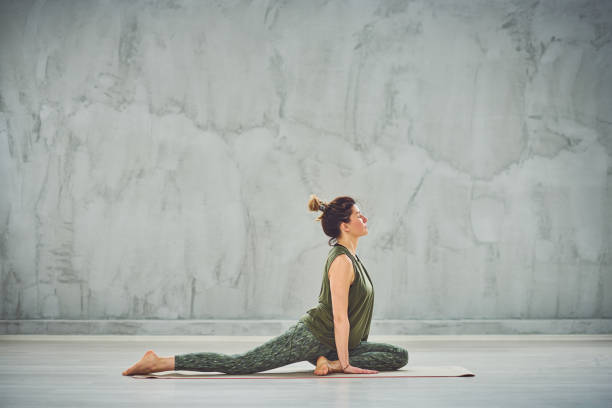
[122,350,174,376]
[313,356,343,376]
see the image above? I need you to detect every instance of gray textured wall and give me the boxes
[1,0,611,323]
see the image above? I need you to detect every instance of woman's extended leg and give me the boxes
[173,328,296,375]
[123,322,334,376]
[315,342,408,372]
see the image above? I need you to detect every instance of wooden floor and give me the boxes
[1,334,611,407]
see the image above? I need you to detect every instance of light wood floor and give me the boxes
[1,334,611,407]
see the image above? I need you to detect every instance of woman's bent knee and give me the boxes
[393,347,409,369]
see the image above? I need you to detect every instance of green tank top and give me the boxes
[300,244,374,350]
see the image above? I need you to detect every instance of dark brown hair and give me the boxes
[308,194,356,246]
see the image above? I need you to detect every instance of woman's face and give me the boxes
[344,204,368,236]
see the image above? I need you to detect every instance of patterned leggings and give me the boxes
[174,321,408,375]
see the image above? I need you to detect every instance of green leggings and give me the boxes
[174,321,408,374]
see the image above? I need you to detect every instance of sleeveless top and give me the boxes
[299,244,374,350]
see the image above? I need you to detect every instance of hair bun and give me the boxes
[308,194,327,213]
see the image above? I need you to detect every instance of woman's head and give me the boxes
[308,194,368,246]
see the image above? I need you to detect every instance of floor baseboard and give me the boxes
[1,319,610,335]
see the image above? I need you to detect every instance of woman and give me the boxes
[122,195,408,376]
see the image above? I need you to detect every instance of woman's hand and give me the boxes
[342,365,378,374]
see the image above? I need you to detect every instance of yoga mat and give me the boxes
[131,366,475,379]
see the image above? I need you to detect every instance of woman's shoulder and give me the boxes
[326,244,356,265]
[326,245,358,284]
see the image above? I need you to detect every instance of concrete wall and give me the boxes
[1,0,611,330]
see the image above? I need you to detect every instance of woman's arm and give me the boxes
[329,255,353,369]
[328,255,378,374]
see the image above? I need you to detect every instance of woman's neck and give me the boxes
[336,236,358,256]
